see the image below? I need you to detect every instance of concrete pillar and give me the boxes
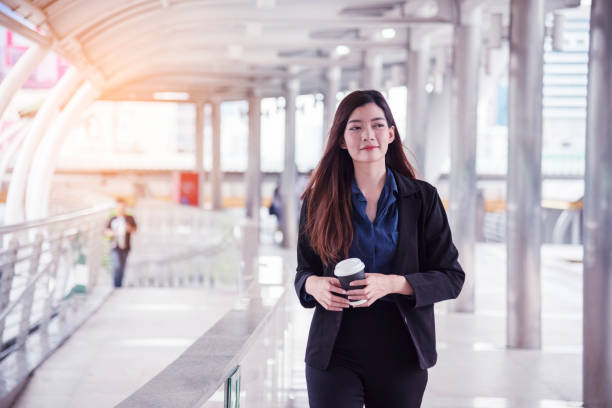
[323,66,341,149]
[583,0,612,406]
[281,77,299,248]
[195,102,205,209]
[246,90,261,224]
[405,33,430,175]
[211,100,223,210]
[5,67,83,225]
[448,7,481,314]
[361,50,383,90]
[506,0,545,349]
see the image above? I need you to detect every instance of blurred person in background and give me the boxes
[105,198,137,288]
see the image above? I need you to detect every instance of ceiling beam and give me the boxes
[86,30,408,62]
[101,50,361,83]
[0,9,52,47]
[6,0,107,88]
[103,64,294,92]
[78,4,453,45]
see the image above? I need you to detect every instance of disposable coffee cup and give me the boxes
[334,258,366,307]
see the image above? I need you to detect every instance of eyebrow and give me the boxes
[347,117,386,124]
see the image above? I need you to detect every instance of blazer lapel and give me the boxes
[391,171,423,275]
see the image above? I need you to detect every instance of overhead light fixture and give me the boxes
[335,45,351,56]
[246,22,263,37]
[256,0,275,9]
[418,0,439,18]
[227,44,243,59]
[153,92,190,101]
[381,28,396,39]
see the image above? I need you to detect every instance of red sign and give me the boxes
[172,171,200,206]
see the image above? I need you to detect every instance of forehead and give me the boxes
[347,103,385,122]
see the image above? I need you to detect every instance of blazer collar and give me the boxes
[390,168,420,197]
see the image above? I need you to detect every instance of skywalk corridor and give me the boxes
[0,0,610,407]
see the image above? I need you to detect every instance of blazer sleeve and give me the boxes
[295,196,322,309]
[403,187,465,308]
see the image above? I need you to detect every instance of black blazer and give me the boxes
[294,169,465,370]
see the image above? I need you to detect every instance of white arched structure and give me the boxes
[0,44,49,120]
[4,67,83,225]
[0,120,30,191]
[25,81,100,220]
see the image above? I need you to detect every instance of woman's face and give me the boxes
[340,102,395,165]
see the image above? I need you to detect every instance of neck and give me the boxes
[353,160,386,195]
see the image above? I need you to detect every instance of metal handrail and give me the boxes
[0,256,55,323]
[0,204,113,234]
[0,201,254,408]
[128,231,235,266]
[116,280,290,408]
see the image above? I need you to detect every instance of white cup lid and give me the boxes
[334,258,365,277]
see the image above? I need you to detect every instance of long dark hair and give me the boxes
[301,90,416,266]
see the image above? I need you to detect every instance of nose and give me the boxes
[362,125,375,141]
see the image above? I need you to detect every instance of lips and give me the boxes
[361,146,379,150]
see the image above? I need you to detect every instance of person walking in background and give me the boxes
[295,90,465,408]
[105,198,137,288]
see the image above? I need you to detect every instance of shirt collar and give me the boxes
[386,166,399,197]
[351,167,398,198]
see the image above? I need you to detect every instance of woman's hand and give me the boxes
[305,276,350,311]
[347,273,411,307]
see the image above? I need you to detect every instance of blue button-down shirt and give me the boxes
[349,167,399,302]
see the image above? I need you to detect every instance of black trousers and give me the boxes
[306,300,428,408]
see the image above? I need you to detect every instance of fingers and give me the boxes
[327,279,346,295]
[316,287,350,311]
[323,297,350,311]
[330,294,350,305]
[329,286,347,295]
[346,288,366,296]
[349,279,367,287]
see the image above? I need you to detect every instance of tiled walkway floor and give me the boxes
[13,241,583,407]
[13,289,238,408]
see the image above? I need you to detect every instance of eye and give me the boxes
[349,126,361,131]
[374,123,385,128]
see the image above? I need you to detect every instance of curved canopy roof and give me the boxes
[1,0,463,100]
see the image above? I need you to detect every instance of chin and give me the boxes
[353,155,385,164]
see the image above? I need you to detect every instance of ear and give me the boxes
[339,138,347,150]
[388,125,395,143]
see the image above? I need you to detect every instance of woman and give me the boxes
[295,90,465,408]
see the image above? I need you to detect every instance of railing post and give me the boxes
[240,221,257,296]
[224,365,241,408]
[16,233,43,349]
[57,234,72,328]
[39,234,63,336]
[0,239,19,343]
[86,220,100,289]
